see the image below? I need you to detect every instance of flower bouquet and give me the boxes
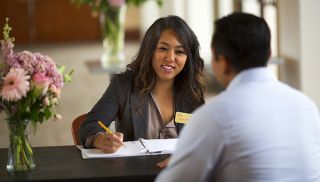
[0,18,73,173]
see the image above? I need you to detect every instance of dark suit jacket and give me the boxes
[79,70,204,146]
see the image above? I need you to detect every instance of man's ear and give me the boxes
[268,49,272,60]
[217,54,232,75]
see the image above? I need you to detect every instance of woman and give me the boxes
[79,15,206,153]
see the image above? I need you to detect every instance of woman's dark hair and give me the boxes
[128,15,205,104]
[211,12,271,72]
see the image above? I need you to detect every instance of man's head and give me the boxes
[211,12,271,87]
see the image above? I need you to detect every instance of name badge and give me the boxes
[175,112,192,124]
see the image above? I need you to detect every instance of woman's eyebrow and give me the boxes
[158,42,169,46]
[158,42,184,49]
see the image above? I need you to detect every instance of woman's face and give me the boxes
[152,29,187,83]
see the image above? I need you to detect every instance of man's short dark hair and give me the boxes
[211,12,271,72]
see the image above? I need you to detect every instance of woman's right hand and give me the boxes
[93,132,124,153]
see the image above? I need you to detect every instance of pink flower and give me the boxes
[12,51,37,74]
[108,0,125,7]
[32,72,50,96]
[1,40,14,62]
[33,53,56,73]
[49,84,61,98]
[43,97,50,106]
[0,68,30,101]
[32,53,64,89]
[51,72,64,89]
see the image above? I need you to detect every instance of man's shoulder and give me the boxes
[278,82,319,109]
[193,93,230,118]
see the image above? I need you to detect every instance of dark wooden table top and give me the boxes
[0,145,169,182]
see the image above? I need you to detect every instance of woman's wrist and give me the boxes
[85,132,104,148]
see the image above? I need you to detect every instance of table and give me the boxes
[0,146,169,182]
[85,60,126,74]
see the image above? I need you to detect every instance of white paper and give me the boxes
[140,138,178,153]
[77,138,178,159]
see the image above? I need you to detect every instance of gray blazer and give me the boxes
[79,70,204,146]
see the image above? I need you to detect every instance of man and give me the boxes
[156,12,320,182]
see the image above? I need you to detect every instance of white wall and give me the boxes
[278,0,320,109]
[278,0,301,88]
[184,0,213,64]
[299,0,320,108]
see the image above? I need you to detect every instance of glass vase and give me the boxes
[99,5,127,70]
[6,119,35,173]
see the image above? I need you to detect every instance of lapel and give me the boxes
[130,90,148,140]
[175,103,184,134]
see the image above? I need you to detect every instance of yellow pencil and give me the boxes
[98,121,113,135]
[98,121,126,148]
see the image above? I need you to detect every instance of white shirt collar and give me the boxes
[227,67,277,91]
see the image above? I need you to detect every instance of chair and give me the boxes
[71,113,87,145]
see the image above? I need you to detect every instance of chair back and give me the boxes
[71,113,87,145]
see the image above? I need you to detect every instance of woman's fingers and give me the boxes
[95,132,125,153]
[93,133,121,153]
[157,157,171,168]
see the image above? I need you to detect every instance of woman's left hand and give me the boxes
[157,157,171,168]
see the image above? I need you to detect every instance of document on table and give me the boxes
[77,138,178,159]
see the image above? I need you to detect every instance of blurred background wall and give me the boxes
[0,0,319,147]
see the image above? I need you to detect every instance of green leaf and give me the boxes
[156,0,163,6]
[57,65,66,74]
[64,70,74,83]
[2,18,15,42]
[43,107,52,120]
[30,109,40,122]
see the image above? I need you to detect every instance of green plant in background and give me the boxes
[71,0,163,46]
[72,0,163,16]
[71,0,163,67]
